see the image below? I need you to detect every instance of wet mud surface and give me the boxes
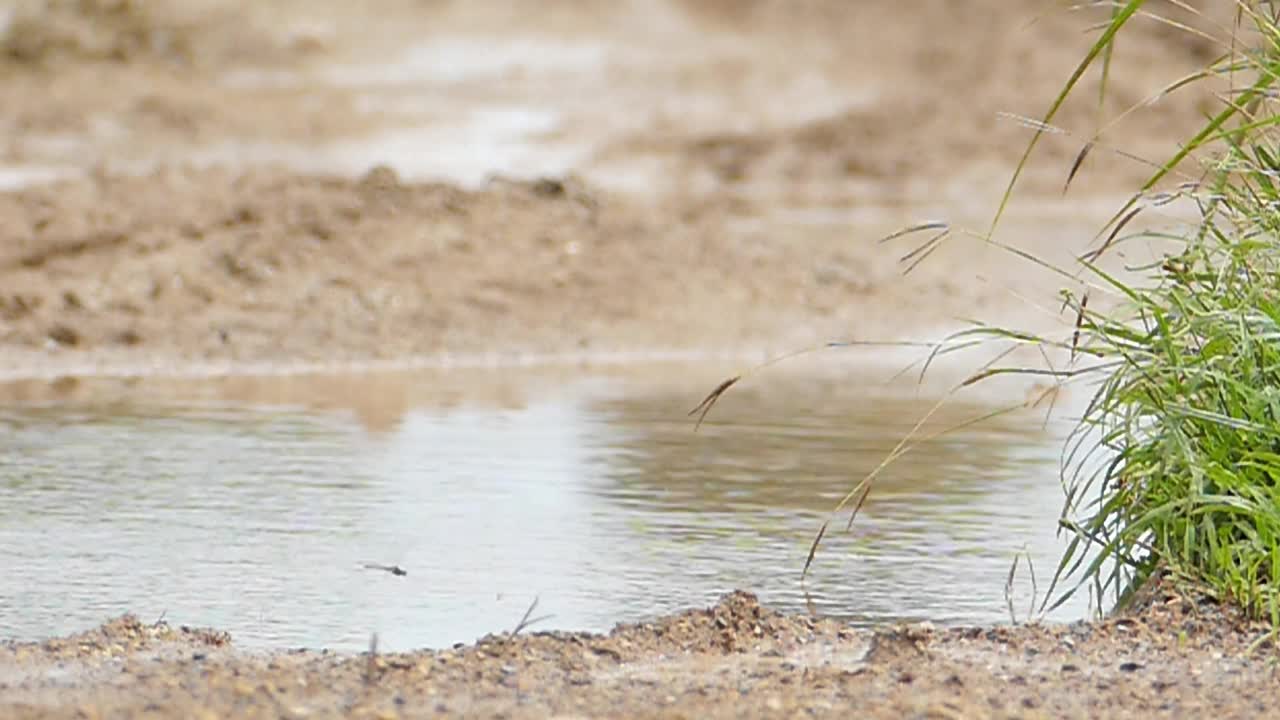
[2,585,1276,719]
[0,165,1119,381]
[0,0,1223,377]
[0,168,984,369]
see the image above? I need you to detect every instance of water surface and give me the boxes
[0,368,1085,652]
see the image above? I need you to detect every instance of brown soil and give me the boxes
[0,165,1094,376]
[0,0,1222,182]
[2,586,1276,719]
[0,1,1223,381]
[0,0,1229,381]
[600,1,1223,201]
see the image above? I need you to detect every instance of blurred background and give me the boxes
[0,0,1219,375]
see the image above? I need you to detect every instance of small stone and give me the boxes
[115,328,143,346]
[48,324,80,346]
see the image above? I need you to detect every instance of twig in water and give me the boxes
[363,563,408,577]
[1004,548,1040,626]
[512,596,554,636]
[364,633,379,686]
[801,580,818,618]
[1027,551,1039,622]
[1005,554,1022,625]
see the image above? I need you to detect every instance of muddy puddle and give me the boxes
[0,366,1090,653]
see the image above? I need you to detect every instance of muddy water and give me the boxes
[0,368,1090,652]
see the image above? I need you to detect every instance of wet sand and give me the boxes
[2,583,1276,719]
[0,166,1137,383]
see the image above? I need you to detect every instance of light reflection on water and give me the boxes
[0,369,1087,652]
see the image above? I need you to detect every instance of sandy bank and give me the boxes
[1,584,1275,719]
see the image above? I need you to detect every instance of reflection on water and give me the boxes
[598,381,1080,626]
[0,369,1085,652]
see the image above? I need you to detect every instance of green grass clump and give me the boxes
[1052,186,1280,620]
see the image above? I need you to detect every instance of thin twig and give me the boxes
[512,597,554,636]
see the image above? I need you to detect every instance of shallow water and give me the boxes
[0,369,1087,652]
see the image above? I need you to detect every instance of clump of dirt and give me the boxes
[474,590,840,661]
[416,591,845,693]
[602,589,833,654]
[20,614,230,661]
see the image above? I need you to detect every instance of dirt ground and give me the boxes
[5,1,1275,717]
[0,0,1225,379]
[2,583,1277,720]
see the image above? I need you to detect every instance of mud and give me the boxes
[0,165,1093,377]
[2,582,1276,719]
[0,0,1228,380]
[1,0,291,66]
[599,0,1223,201]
